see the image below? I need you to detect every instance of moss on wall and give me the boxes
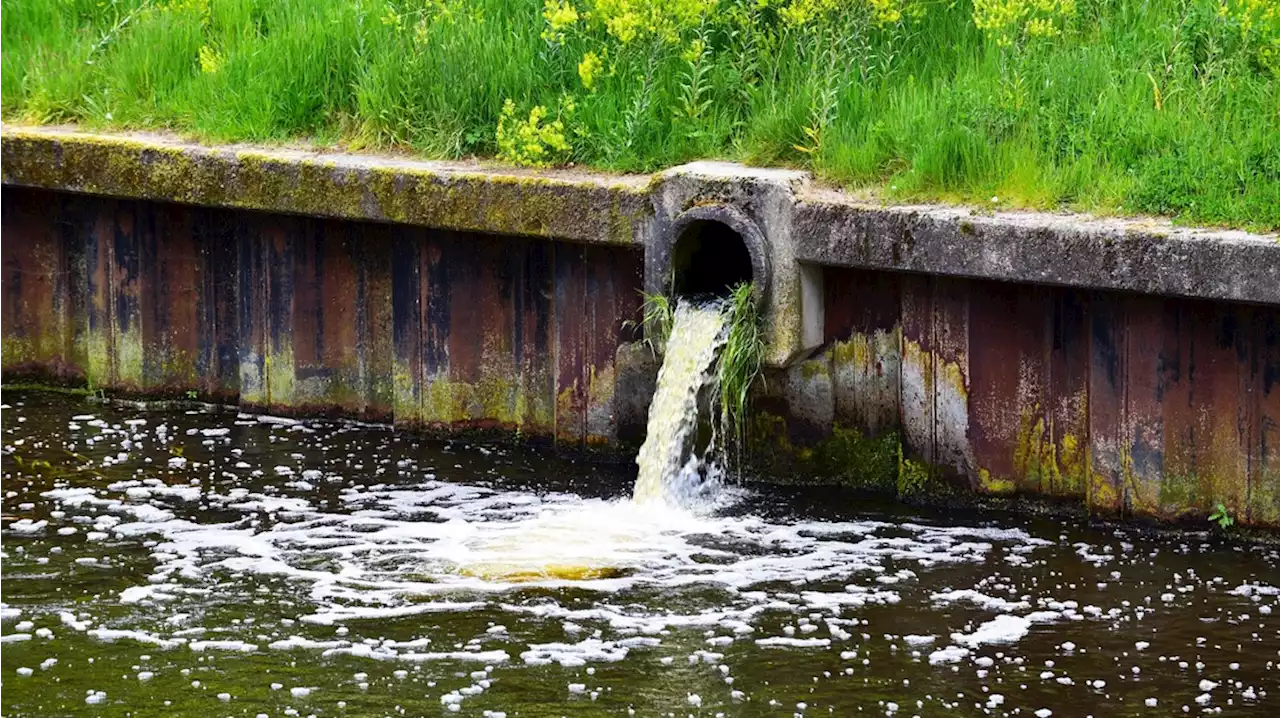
[747,412,950,500]
[1,129,652,247]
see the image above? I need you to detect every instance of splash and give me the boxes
[452,299,729,581]
[631,299,728,508]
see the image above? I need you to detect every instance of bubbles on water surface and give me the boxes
[0,392,1277,716]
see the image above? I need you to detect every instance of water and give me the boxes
[2,391,1278,717]
[632,300,727,507]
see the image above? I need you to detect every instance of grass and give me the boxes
[631,282,762,451]
[627,289,675,357]
[2,0,1278,229]
[717,282,764,450]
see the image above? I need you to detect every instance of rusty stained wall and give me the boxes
[1,187,644,445]
[766,267,1280,525]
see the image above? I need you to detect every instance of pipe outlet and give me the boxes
[647,162,823,367]
[661,205,772,307]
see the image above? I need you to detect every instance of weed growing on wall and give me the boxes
[627,290,676,356]
[1209,502,1236,530]
[3,0,1277,228]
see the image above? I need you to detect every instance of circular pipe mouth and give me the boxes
[665,205,770,308]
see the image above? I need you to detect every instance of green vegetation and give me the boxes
[629,283,762,452]
[628,289,675,356]
[1209,501,1236,529]
[897,450,931,497]
[630,283,762,443]
[717,282,765,448]
[3,0,1278,228]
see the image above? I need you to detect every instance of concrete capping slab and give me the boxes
[4,125,1278,305]
[792,192,1280,305]
[0,125,654,246]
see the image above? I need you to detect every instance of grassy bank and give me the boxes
[3,0,1278,229]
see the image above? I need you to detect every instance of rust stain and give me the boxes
[1086,291,1126,514]
[931,277,973,480]
[518,239,555,437]
[1124,295,1164,516]
[2,187,643,444]
[899,274,937,471]
[0,189,77,379]
[584,245,642,444]
[4,185,1279,523]
[554,244,587,444]
[819,273,1277,525]
[1047,289,1089,499]
[1253,309,1280,524]
[825,268,901,436]
[968,282,1036,492]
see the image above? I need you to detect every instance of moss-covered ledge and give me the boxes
[0,126,653,246]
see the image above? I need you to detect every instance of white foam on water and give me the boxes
[189,640,258,653]
[755,637,831,648]
[930,589,1030,612]
[7,393,1280,718]
[87,628,182,649]
[950,613,1056,648]
[29,463,1075,661]
[20,399,1149,686]
[928,645,971,665]
[521,638,641,666]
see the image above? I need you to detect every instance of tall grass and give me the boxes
[717,282,764,453]
[2,0,1276,228]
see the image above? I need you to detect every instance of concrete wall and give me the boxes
[1,187,647,445]
[4,126,1279,525]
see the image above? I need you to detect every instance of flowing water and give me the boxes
[2,387,1278,716]
[632,300,727,507]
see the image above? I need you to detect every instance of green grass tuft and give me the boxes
[717,282,764,450]
[626,290,675,357]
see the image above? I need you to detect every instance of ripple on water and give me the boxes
[1,392,1277,716]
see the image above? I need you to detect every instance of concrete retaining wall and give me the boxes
[4,126,1279,525]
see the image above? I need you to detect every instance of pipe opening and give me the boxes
[670,219,754,300]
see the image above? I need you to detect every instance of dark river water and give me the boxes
[1,391,1276,716]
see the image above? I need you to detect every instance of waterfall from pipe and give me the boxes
[425,298,733,583]
[632,299,729,508]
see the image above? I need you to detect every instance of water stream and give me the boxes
[632,299,727,508]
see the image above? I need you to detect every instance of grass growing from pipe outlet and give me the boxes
[717,282,765,453]
[629,284,762,450]
[2,0,1277,229]
[630,291,675,357]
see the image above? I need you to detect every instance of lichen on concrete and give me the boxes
[1,127,653,247]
